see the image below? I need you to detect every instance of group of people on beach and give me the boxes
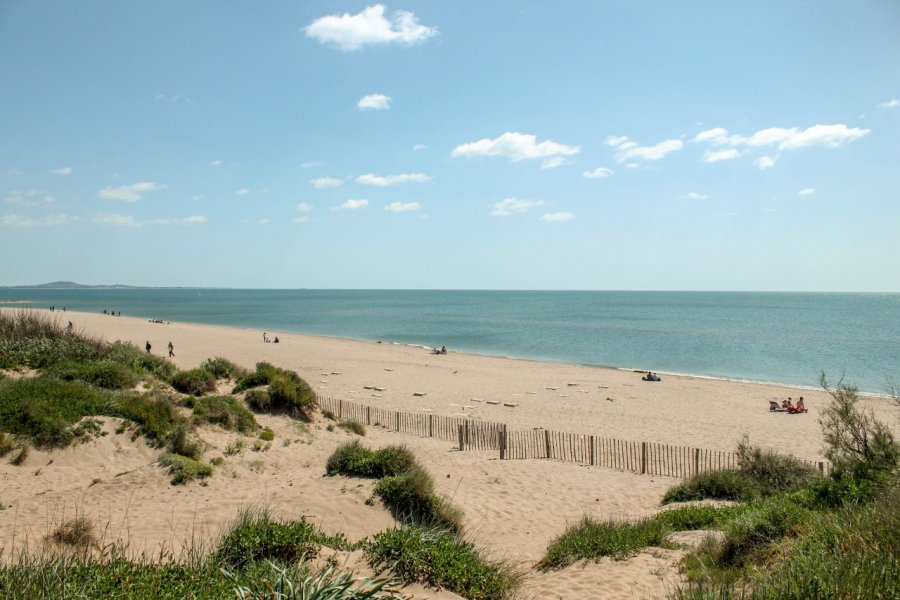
[432,345,447,355]
[263,332,279,344]
[769,396,807,413]
[148,318,167,324]
[145,341,175,357]
[49,306,65,312]
[101,309,121,316]
[642,371,661,382]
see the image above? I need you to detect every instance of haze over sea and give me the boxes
[2,289,898,394]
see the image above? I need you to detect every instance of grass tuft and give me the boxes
[539,516,671,570]
[50,517,96,548]
[171,368,217,397]
[326,441,416,478]
[192,396,257,434]
[158,453,212,485]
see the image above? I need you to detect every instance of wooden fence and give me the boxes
[315,395,829,478]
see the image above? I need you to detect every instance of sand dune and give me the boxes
[1,308,897,598]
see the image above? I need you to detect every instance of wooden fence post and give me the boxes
[818,461,824,474]
[338,399,343,419]
[465,420,470,446]
[544,430,551,459]
[641,441,647,474]
[458,424,464,451]
[589,435,595,466]
[694,448,700,475]
[366,406,371,425]
[428,414,433,438]
[499,425,507,460]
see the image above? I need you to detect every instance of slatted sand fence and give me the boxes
[502,428,829,477]
[316,395,504,450]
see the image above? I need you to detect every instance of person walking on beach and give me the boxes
[145,341,152,354]
[167,341,174,357]
[263,332,268,343]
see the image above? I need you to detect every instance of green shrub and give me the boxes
[326,441,416,478]
[0,433,13,457]
[0,378,110,447]
[0,310,107,369]
[663,469,754,504]
[228,562,404,599]
[715,495,813,567]
[232,362,282,392]
[258,428,274,441]
[200,357,248,381]
[158,453,212,485]
[540,516,671,570]
[339,419,366,436]
[244,389,271,412]
[367,526,519,600]
[215,509,350,570]
[43,360,139,390]
[112,392,179,446]
[193,396,257,434]
[736,437,821,496]
[171,368,217,397]
[169,422,202,460]
[655,505,739,531]
[105,341,178,382]
[374,467,462,532]
[234,363,315,420]
[9,443,29,466]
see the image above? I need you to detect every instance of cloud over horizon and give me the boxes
[98,182,166,202]
[305,4,437,51]
[356,172,430,186]
[491,197,544,216]
[693,124,870,151]
[333,199,368,211]
[607,136,683,162]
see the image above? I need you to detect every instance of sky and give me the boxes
[1,1,898,291]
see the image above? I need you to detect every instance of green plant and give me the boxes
[0,433,13,457]
[0,310,107,369]
[225,439,245,456]
[193,396,258,434]
[228,561,405,599]
[234,363,315,420]
[158,453,212,485]
[326,441,417,478]
[367,526,519,600]
[169,422,202,460]
[201,357,248,381]
[819,373,899,483]
[112,391,179,446]
[662,469,754,504]
[10,443,29,466]
[171,368,217,397]
[338,420,366,436]
[43,359,139,390]
[539,516,671,569]
[244,389,271,412]
[210,456,224,466]
[105,341,178,382]
[215,508,350,570]
[374,467,462,532]
[259,428,274,441]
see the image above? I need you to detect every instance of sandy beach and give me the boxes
[2,308,897,599]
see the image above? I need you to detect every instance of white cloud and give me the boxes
[310,177,343,189]
[301,161,322,169]
[305,4,437,51]
[333,199,369,211]
[413,143,426,151]
[703,149,740,162]
[384,201,420,212]
[293,216,313,223]
[356,172,430,186]
[541,212,573,222]
[5,190,55,206]
[607,135,683,162]
[582,167,614,179]
[1,213,78,228]
[235,188,250,196]
[93,213,207,227]
[693,124,869,150]
[878,98,899,110]
[684,192,708,200]
[296,202,314,212]
[755,156,777,170]
[452,132,580,163]
[358,93,391,110]
[98,182,166,202]
[798,187,816,196]
[540,157,570,170]
[50,166,73,175]
[209,160,223,167]
[490,197,543,217]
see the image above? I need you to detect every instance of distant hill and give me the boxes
[1,281,141,289]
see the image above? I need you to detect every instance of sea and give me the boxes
[1,289,898,394]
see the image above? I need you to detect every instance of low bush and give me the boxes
[105,341,178,382]
[539,516,671,570]
[258,428,274,441]
[663,469,754,504]
[714,495,813,568]
[0,433,13,457]
[43,360,139,390]
[169,422,202,460]
[171,368,217,397]
[200,357,248,381]
[374,467,462,533]
[112,392,179,446]
[326,441,417,478]
[654,505,739,531]
[192,396,257,434]
[735,437,821,496]
[9,443,29,466]
[0,310,107,369]
[234,363,315,420]
[50,517,96,548]
[367,526,519,600]
[158,453,212,485]
[215,509,350,570]
[339,419,366,436]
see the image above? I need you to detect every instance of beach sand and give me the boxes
[2,308,897,599]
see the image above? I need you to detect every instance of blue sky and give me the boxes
[1,1,898,291]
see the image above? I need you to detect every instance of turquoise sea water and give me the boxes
[1,289,898,394]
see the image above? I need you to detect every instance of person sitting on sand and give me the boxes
[782,397,793,410]
[787,397,807,413]
[441,345,447,355]
[642,371,661,382]
[273,336,279,343]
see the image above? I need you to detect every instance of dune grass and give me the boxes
[234,362,316,420]
[200,357,248,381]
[158,453,212,485]
[170,368,217,397]
[367,526,520,600]
[192,396,258,434]
[326,441,417,478]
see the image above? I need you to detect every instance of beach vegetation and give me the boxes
[215,508,353,570]
[540,516,672,569]
[9,443,29,466]
[0,432,14,456]
[258,427,274,441]
[43,359,139,390]
[169,422,203,460]
[367,526,520,600]
[192,395,258,434]
[105,340,178,382]
[338,419,366,436]
[158,453,212,485]
[234,362,315,419]
[200,356,248,381]
[326,441,417,478]
[0,310,107,369]
[224,439,245,456]
[50,517,96,549]
[374,467,463,533]
[171,368,217,397]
